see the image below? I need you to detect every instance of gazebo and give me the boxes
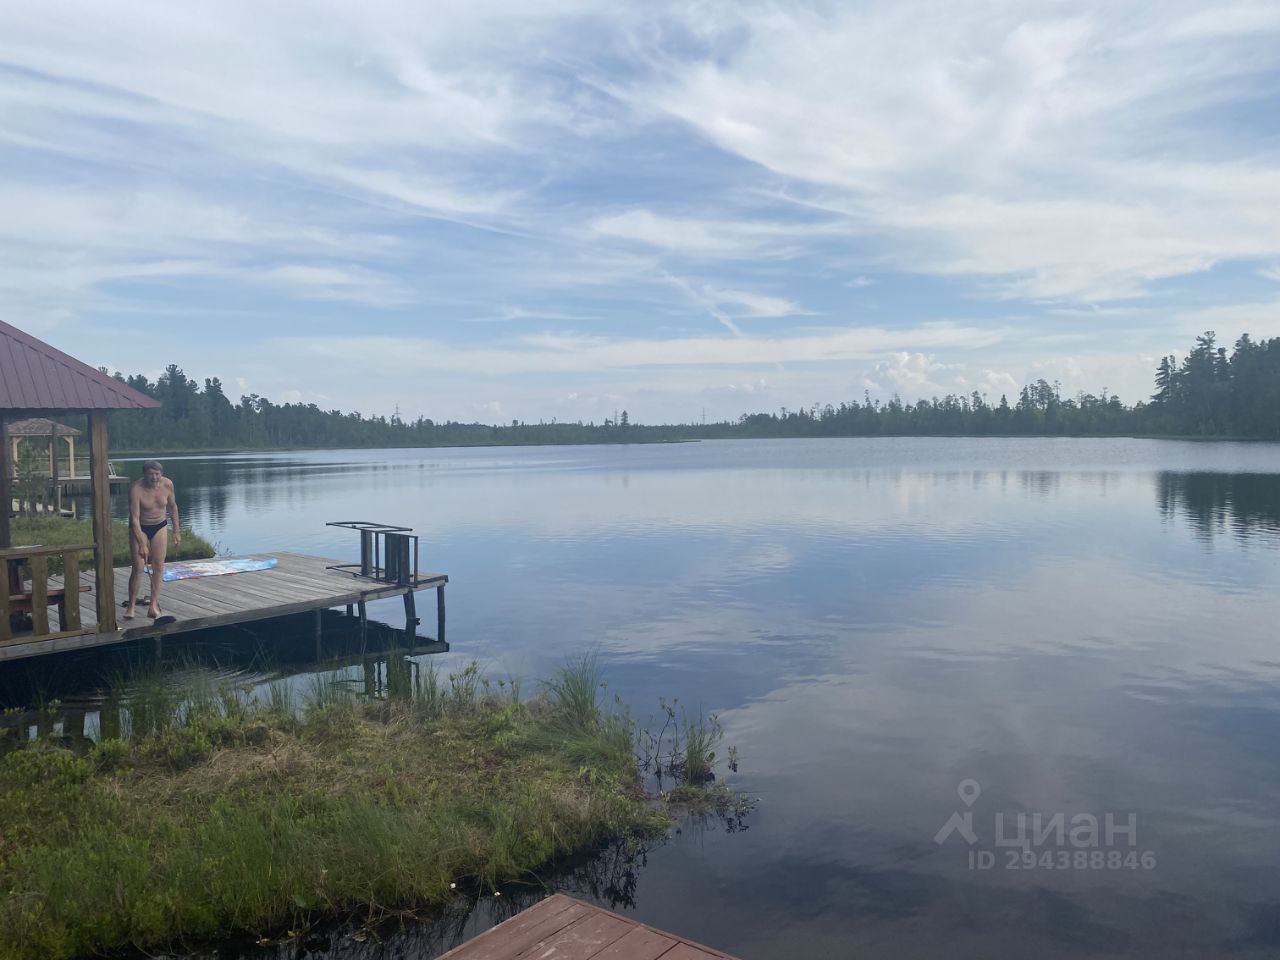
[7,417,81,514]
[1,320,159,642]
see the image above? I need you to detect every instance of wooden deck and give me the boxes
[439,894,739,960]
[0,550,447,662]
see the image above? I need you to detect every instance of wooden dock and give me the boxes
[439,894,739,960]
[0,550,447,663]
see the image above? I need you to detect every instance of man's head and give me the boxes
[143,460,164,486]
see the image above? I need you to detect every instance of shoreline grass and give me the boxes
[9,516,216,574]
[0,659,738,960]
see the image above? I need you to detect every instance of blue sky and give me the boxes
[4,1,1280,424]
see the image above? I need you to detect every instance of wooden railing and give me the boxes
[48,458,123,480]
[0,543,94,644]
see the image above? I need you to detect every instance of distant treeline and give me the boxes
[99,330,1280,451]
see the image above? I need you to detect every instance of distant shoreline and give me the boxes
[110,433,1280,458]
[110,438,704,456]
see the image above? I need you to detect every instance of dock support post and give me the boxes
[403,591,418,644]
[436,584,446,645]
[358,600,367,647]
[314,609,323,659]
[345,603,354,618]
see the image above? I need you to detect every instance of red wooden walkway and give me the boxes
[439,894,740,960]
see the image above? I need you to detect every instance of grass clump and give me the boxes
[681,710,723,785]
[9,516,215,574]
[533,656,634,780]
[0,658,680,960]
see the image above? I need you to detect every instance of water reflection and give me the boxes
[1156,471,1280,544]
[1018,469,1061,497]
[0,612,442,745]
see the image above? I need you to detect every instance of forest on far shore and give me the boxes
[91,330,1280,451]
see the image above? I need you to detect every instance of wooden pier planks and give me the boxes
[0,550,447,662]
[438,895,739,960]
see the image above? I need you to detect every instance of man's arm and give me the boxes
[167,482,181,547]
[129,483,143,539]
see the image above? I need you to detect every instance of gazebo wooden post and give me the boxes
[89,412,116,632]
[49,434,61,513]
[0,415,10,550]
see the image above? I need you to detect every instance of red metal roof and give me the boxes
[0,320,159,411]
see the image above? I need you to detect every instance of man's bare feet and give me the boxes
[147,605,161,619]
[124,605,136,620]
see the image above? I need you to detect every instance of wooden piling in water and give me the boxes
[403,590,418,643]
[436,584,446,645]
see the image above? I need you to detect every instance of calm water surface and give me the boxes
[15,437,1280,958]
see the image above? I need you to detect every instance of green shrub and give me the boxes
[89,738,130,771]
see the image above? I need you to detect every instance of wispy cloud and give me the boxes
[282,321,1004,375]
[262,265,412,305]
[705,286,803,319]
[588,208,841,259]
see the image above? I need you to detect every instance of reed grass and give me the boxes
[265,679,294,718]
[543,654,604,730]
[412,660,443,717]
[681,710,722,785]
[532,656,634,780]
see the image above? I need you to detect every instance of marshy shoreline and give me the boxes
[0,657,745,960]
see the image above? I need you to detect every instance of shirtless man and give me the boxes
[125,460,181,620]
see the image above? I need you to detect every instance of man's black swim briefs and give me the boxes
[140,520,167,541]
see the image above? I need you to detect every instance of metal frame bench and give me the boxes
[324,521,423,586]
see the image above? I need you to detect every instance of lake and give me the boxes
[9,437,1280,958]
